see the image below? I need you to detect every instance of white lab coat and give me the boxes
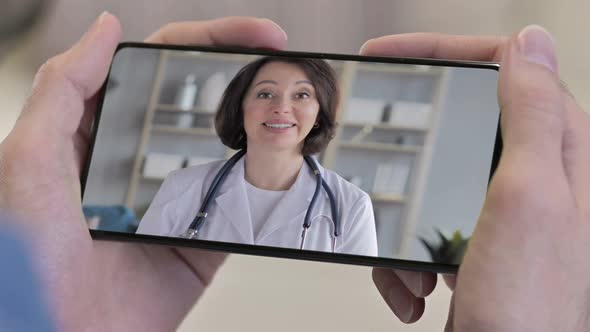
[136,157,378,256]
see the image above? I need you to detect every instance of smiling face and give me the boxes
[242,61,320,154]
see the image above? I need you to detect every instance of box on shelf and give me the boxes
[174,74,198,111]
[390,101,433,128]
[197,72,227,112]
[372,159,412,195]
[175,113,194,128]
[143,153,185,179]
[344,98,387,124]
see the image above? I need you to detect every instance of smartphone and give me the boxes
[81,42,501,274]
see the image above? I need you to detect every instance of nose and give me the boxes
[271,96,293,114]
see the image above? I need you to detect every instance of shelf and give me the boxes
[163,49,441,76]
[338,141,420,153]
[165,50,258,63]
[139,176,405,204]
[141,175,165,182]
[156,104,216,114]
[342,122,428,132]
[370,193,405,203]
[325,60,344,70]
[356,63,442,76]
[151,125,218,136]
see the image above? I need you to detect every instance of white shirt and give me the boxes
[245,180,286,239]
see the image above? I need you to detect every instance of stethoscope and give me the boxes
[179,149,342,252]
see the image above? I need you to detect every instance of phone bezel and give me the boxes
[81,42,503,274]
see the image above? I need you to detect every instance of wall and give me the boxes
[410,67,499,262]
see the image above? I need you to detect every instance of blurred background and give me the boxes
[1,1,588,331]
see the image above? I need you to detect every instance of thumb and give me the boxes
[18,12,121,136]
[497,25,565,169]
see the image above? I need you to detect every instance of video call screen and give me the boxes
[82,46,499,265]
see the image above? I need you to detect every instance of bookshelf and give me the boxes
[319,60,449,257]
[123,49,449,258]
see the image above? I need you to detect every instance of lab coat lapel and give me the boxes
[214,158,255,244]
[256,161,318,243]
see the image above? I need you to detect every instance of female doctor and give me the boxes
[136,56,378,257]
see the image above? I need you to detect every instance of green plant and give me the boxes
[419,229,470,265]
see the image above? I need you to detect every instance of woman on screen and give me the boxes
[136,56,378,256]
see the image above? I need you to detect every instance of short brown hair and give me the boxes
[214,56,339,155]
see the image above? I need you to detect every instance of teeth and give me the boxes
[264,123,295,129]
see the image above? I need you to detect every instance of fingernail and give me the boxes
[88,11,109,31]
[82,11,109,40]
[97,11,110,25]
[388,285,413,323]
[263,19,287,41]
[517,24,557,73]
[82,11,109,42]
[359,39,372,54]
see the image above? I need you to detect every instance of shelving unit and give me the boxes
[369,193,405,203]
[168,50,259,63]
[338,141,421,153]
[151,125,217,136]
[341,122,428,132]
[319,60,449,257]
[155,104,216,113]
[141,175,166,182]
[123,49,449,258]
[356,63,443,76]
[124,50,250,211]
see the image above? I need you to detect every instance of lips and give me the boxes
[263,119,296,129]
[263,123,296,129]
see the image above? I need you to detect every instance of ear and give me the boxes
[313,112,323,128]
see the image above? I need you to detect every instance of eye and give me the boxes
[256,91,274,99]
[295,92,311,99]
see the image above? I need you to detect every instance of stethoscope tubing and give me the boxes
[188,149,247,232]
[182,150,340,252]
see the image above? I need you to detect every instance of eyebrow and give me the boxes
[254,80,313,87]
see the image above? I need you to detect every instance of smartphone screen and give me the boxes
[81,43,500,272]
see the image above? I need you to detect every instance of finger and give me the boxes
[393,269,437,297]
[444,292,456,332]
[497,25,565,174]
[171,248,227,286]
[19,12,121,137]
[72,95,101,174]
[372,268,425,324]
[443,274,457,290]
[561,94,590,210]
[145,16,287,50]
[360,33,507,62]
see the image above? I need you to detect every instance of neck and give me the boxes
[244,146,304,191]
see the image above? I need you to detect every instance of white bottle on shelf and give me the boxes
[174,74,198,128]
[198,72,227,112]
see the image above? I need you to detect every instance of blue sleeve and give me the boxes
[0,217,57,332]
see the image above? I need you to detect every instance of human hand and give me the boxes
[0,13,287,332]
[364,26,590,331]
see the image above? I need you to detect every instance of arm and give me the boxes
[0,219,57,332]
